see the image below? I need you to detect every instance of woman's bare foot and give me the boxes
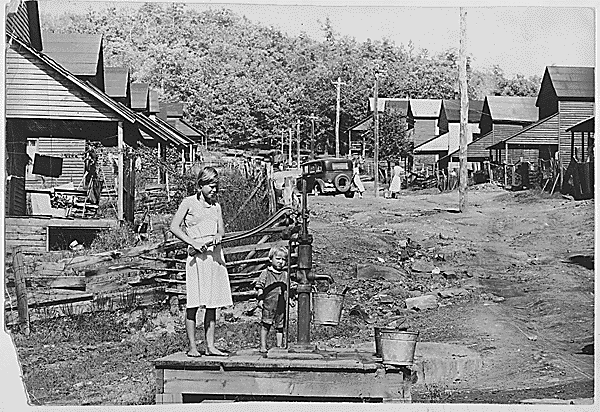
[206,347,227,356]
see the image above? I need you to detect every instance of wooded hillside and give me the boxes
[42,3,540,152]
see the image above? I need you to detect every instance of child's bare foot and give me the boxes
[187,348,202,357]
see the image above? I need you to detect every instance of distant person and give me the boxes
[170,166,233,357]
[352,157,365,199]
[255,246,295,354]
[389,165,403,198]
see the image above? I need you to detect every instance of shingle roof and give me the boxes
[415,123,479,153]
[442,99,484,123]
[42,32,102,76]
[408,99,442,118]
[485,96,538,122]
[167,118,203,139]
[368,98,408,113]
[545,66,595,99]
[104,67,129,98]
[347,115,372,132]
[385,99,409,116]
[7,33,190,150]
[159,102,184,119]
[414,133,448,152]
[130,83,149,110]
[566,116,595,133]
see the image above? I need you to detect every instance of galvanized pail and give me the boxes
[374,327,403,357]
[312,292,344,326]
[380,331,419,366]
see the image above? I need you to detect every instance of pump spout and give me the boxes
[308,273,334,284]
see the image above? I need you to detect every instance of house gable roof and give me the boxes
[368,97,408,113]
[536,66,595,106]
[42,31,102,76]
[408,99,442,118]
[149,90,160,114]
[8,34,189,149]
[485,96,538,123]
[442,99,484,123]
[104,67,129,98]
[131,83,149,110]
[347,115,372,132]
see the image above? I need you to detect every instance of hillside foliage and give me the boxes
[41,3,541,155]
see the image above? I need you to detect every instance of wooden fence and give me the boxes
[4,206,300,330]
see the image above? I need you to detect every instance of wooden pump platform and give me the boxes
[154,348,412,404]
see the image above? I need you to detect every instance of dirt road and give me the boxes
[307,182,595,396]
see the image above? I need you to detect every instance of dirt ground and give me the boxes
[6,182,596,405]
[308,182,595,399]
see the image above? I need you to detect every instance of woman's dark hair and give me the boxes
[196,166,219,188]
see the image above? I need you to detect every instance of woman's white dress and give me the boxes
[389,166,402,193]
[353,166,365,193]
[182,195,233,309]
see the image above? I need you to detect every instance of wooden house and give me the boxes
[104,67,131,106]
[42,31,105,91]
[562,116,594,199]
[4,37,177,252]
[406,99,442,147]
[406,99,442,171]
[535,66,595,169]
[159,102,204,161]
[347,115,372,158]
[131,83,150,114]
[413,99,483,171]
[442,96,539,167]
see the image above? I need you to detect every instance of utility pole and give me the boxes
[459,8,468,212]
[308,113,317,159]
[281,129,284,159]
[373,72,380,198]
[288,128,293,167]
[332,77,346,158]
[297,119,301,167]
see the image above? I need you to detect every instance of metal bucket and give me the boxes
[312,292,344,326]
[374,327,405,357]
[380,331,419,366]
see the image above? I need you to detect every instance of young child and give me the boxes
[170,166,233,357]
[255,246,291,353]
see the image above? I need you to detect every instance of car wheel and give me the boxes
[334,173,351,193]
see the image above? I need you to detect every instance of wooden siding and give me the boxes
[493,124,525,144]
[6,0,30,44]
[506,113,559,146]
[5,44,120,121]
[4,217,117,254]
[412,119,439,147]
[558,101,595,168]
[26,138,86,188]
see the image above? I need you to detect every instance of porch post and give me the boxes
[117,121,124,221]
[157,142,162,184]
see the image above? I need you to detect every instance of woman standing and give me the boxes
[170,166,232,357]
[352,156,365,199]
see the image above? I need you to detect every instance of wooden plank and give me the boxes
[162,369,402,400]
[13,248,30,335]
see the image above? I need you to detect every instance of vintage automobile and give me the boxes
[297,158,355,198]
